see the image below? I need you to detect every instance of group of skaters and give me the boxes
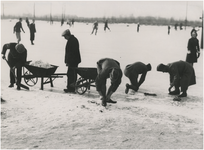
[2,20,200,107]
[14,18,36,45]
[91,20,111,35]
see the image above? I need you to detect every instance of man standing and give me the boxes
[95,58,123,106]
[13,18,25,43]
[2,43,27,90]
[124,62,151,94]
[157,60,196,97]
[62,29,81,93]
[29,19,36,45]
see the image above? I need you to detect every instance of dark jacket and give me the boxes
[14,21,23,32]
[96,58,123,92]
[167,60,196,91]
[186,37,200,63]
[124,62,148,87]
[2,43,27,67]
[64,35,81,65]
[29,23,36,33]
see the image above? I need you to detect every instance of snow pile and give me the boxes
[30,60,53,69]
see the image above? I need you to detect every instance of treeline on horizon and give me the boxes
[1,14,202,27]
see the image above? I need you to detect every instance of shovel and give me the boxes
[4,58,29,90]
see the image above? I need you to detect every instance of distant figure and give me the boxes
[91,21,98,35]
[13,18,25,43]
[157,60,196,97]
[186,30,200,66]
[29,19,36,45]
[61,29,81,93]
[61,18,64,26]
[25,17,30,28]
[137,23,140,32]
[95,58,123,107]
[50,18,53,24]
[1,43,27,90]
[71,19,75,26]
[175,23,178,30]
[168,25,171,35]
[104,19,110,32]
[180,23,183,30]
[67,19,71,27]
[124,62,151,94]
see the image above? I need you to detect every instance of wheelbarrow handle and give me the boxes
[4,58,29,90]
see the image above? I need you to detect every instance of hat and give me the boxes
[157,63,166,72]
[146,63,152,71]
[15,44,26,53]
[62,29,71,36]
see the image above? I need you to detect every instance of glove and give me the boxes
[2,55,5,59]
[187,50,191,54]
[197,52,200,59]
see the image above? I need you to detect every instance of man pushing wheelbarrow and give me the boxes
[2,43,28,90]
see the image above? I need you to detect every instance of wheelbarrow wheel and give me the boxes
[75,77,88,95]
[23,71,38,86]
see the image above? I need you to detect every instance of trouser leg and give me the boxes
[67,64,78,91]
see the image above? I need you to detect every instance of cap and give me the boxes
[146,63,152,71]
[15,44,26,53]
[157,63,166,72]
[62,29,71,36]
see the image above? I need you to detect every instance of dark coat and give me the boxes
[14,21,23,32]
[186,37,200,63]
[95,58,123,92]
[29,23,36,41]
[124,62,148,87]
[64,35,81,65]
[167,60,196,91]
[2,43,27,65]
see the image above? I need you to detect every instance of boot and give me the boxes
[169,88,180,95]
[8,83,14,88]
[125,83,130,94]
[178,91,187,97]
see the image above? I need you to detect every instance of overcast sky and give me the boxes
[1,1,203,21]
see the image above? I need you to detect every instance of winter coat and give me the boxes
[64,35,81,65]
[186,37,200,63]
[167,60,196,91]
[95,58,123,92]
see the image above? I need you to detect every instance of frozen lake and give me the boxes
[1,19,203,149]
[1,19,203,96]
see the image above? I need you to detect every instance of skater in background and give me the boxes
[71,19,75,26]
[62,29,81,93]
[67,19,72,27]
[61,18,64,26]
[29,19,36,45]
[13,18,25,43]
[104,19,110,32]
[186,30,200,66]
[174,23,178,30]
[124,62,151,94]
[1,43,27,90]
[91,21,98,35]
[168,25,171,35]
[157,60,196,97]
[180,23,183,30]
[95,58,123,107]
[25,17,30,28]
[137,23,140,32]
